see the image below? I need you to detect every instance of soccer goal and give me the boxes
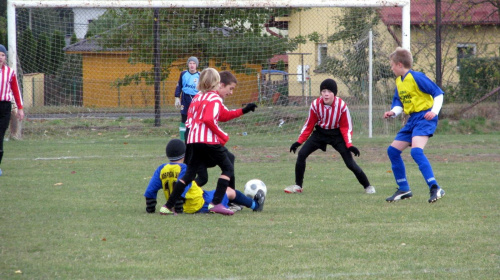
[7,0,410,137]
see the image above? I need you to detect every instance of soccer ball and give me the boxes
[244,179,267,199]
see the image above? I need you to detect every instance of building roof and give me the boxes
[379,0,500,26]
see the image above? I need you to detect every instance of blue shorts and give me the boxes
[198,190,229,213]
[394,110,438,143]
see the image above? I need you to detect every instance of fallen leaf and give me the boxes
[15,270,22,274]
[71,171,76,174]
[124,135,130,138]
[102,237,107,241]
[386,170,393,173]
[54,182,63,186]
[97,133,102,136]
[123,142,128,145]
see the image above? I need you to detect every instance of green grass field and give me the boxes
[0,130,499,279]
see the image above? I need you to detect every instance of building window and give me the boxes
[457,43,476,69]
[317,43,328,66]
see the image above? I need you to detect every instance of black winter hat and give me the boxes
[320,79,338,95]
[166,139,186,161]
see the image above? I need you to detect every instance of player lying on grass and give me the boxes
[383,47,445,203]
[144,139,265,214]
[285,78,376,195]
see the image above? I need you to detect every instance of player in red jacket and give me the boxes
[285,78,375,194]
[0,44,24,176]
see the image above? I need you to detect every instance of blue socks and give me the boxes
[232,190,257,210]
[387,146,410,191]
[410,147,438,188]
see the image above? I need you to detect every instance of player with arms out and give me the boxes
[285,78,376,194]
[144,139,264,214]
[384,47,445,203]
[164,68,258,215]
[0,44,24,176]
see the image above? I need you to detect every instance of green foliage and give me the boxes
[35,32,51,73]
[315,8,393,101]
[89,8,298,87]
[48,30,65,75]
[0,16,6,47]
[18,28,38,73]
[457,57,500,103]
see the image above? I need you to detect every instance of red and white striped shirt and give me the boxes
[0,65,23,109]
[297,96,353,147]
[186,91,243,146]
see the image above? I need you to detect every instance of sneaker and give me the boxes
[284,185,302,194]
[228,203,243,213]
[364,186,376,194]
[208,203,234,215]
[386,189,413,202]
[428,185,445,203]
[159,204,176,215]
[253,189,266,212]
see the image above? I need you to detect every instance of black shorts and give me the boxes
[185,143,233,177]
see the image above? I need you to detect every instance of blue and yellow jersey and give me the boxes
[143,162,204,214]
[391,70,444,115]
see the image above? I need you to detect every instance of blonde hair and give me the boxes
[389,47,413,69]
[197,68,220,93]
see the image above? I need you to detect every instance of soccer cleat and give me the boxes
[228,203,243,213]
[253,189,266,212]
[428,185,445,203]
[208,203,234,215]
[159,204,176,215]
[386,189,413,202]
[284,185,302,194]
[364,185,376,194]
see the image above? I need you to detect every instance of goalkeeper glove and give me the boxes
[348,146,360,157]
[242,103,258,114]
[290,142,301,154]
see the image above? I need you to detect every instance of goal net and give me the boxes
[7,0,409,138]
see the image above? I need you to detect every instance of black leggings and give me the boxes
[295,129,370,188]
[0,102,12,165]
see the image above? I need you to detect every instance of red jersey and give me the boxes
[0,65,23,109]
[186,91,243,146]
[297,96,353,148]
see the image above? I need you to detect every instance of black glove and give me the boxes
[348,146,360,157]
[145,198,157,213]
[290,142,301,154]
[242,103,258,114]
[174,198,185,214]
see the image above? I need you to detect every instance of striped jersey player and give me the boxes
[285,78,376,195]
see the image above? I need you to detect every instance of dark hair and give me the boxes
[219,71,238,85]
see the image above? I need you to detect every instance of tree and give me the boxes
[316,8,393,101]
[35,32,51,74]
[89,8,300,87]
[48,30,65,75]
[18,28,37,74]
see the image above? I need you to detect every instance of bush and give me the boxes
[457,57,500,103]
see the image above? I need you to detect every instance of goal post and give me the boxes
[7,0,411,137]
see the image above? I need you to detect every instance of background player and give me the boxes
[174,56,200,124]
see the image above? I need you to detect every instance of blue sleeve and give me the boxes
[174,71,186,97]
[143,164,165,199]
[390,88,403,109]
[412,71,444,98]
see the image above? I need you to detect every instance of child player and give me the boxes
[174,57,200,123]
[0,44,24,176]
[285,78,376,194]
[164,68,258,215]
[144,139,264,214]
[384,47,445,203]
